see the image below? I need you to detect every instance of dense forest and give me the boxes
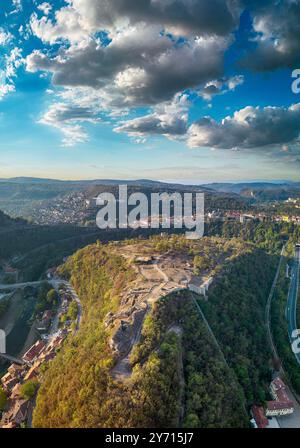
[32,237,276,428]
[206,221,300,253]
[0,210,25,228]
[0,298,10,318]
[271,261,300,393]
[201,249,277,405]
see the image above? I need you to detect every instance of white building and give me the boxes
[266,401,294,417]
[188,277,213,297]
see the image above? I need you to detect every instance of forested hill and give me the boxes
[0,209,25,227]
[32,236,277,428]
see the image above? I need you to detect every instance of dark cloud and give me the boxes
[115,96,188,139]
[187,104,300,149]
[26,32,228,107]
[70,0,240,37]
[242,0,300,70]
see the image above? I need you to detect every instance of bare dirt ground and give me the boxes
[110,248,189,381]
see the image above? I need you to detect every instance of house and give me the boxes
[266,400,294,417]
[39,351,56,363]
[10,383,22,400]
[252,378,295,423]
[265,378,294,417]
[22,340,46,364]
[188,282,206,296]
[23,359,43,382]
[37,310,53,331]
[1,373,19,392]
[188,277,213,297]
[270,378,290,402]
[7,363,24,377]
[1,364,25,392]
[43,309,53,320]
[251,405,268,429]
[3,265,19,281]
[1,399,29,427]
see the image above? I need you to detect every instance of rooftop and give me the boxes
[251,405,268,429]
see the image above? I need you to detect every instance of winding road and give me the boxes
[0,278,83,364]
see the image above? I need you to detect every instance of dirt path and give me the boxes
[153,264,169,283]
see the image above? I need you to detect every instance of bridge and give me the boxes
[0,353,28,366]
[0,279,64,292]
[0,281,45,291]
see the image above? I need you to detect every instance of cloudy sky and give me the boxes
[1,0,300,182]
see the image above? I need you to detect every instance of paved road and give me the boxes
[287,246,300,364]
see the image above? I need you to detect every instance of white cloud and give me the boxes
[115,94,189,141]
[25,0,242,145]
[0,82,15,100]
[39,102,100,146]
[0,47,23,100]
[199,75,244,100]
[0,29,13,46]
[187,103,300,150]
[11,0,22,14]
[37,2,52,15]
[243,0,300,70]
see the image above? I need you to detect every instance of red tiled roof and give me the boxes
[251,405,268,429]
[272,378,286,391]
[4,266,18,274]
[267,400,294,411]
[270,378,293,403]
[42,310,52,321]
[23,340,46,362]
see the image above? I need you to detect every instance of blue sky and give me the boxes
[1,0,300,183]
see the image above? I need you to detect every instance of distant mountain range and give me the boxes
[1,176,299,190]
[202,181,300,193]
[0,177,247,224]
[0,178,299,220]
[202,181,300,201]
[0,177,214,191]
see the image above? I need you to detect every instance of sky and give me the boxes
[1,0,300,183]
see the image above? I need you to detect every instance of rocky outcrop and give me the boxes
[109,303,147,357]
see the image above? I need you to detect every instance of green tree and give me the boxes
[67,302,78,321]
[21,380,39,400]
[0,386,7,411]
[47,289,58,305]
